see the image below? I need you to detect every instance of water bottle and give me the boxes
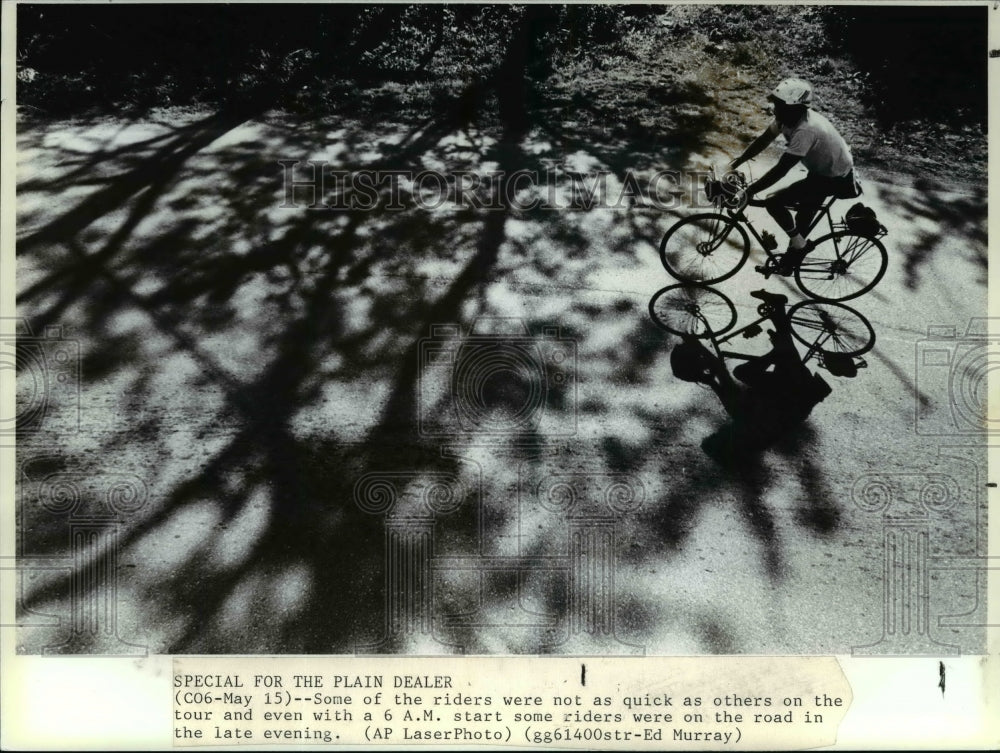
[761,230,778,251]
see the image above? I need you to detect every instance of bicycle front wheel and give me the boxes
[648,284,737,339]
[659,213,750,284]
[787,300,876,358]
[794,231,888,302]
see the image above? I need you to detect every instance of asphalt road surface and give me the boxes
[12,111,989,656]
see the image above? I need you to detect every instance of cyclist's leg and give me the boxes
[762,179,805,236]
[793,175,838,236]
[766,310,809,377]
[792,195,826,239]
[732,329,802,387]
[794,171,859,241]
[742,299,811,386]
[765,174,832,240]
[783,176,840,270]
[764,179,824,275]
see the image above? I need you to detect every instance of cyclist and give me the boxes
[671,290,831,446]
[729,77,857,275]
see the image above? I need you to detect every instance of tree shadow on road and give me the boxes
[16,18,848,656]
[874,177,987,291]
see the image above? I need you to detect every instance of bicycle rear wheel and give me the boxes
[659,213,750,284]
[794,231,888,302]
[649,284,737,338]
[787,300,876,357]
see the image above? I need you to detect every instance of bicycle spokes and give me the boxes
[791,313,841,352]
[840,235,877,266]
[788,302,875,357]
[699,216,731,251]
[665,293,715,334]
[686,220,734,261]
[794,232,888,302]
[648,284,737,338]
[660,214,751,284]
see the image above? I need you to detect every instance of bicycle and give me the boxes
[658,169,889,302]
[648,282,876,377]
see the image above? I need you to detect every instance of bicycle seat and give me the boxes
[832,173,863,199]
[750,289,788,306]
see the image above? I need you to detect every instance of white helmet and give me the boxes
[770,77,812,107]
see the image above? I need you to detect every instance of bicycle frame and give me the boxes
[698,304,825,370]
[651,281,876,381]
[724,195,838,262]
[706,165,875,260]
[662,168,889,301]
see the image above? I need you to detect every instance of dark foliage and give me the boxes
[16,4,653,116]
[827,5,987,127]
[19,3,987,135]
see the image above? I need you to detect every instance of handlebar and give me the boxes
[705,167,752,211]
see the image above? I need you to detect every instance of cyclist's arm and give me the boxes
[731,127,778,169]
[746,153,801,195]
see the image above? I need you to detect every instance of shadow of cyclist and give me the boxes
[670,290,833,464]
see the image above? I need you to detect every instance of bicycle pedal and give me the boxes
[741,323,763,338]
[754,264,771,278]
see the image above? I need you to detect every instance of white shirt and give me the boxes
[769,110,853,178]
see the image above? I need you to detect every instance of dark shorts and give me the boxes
[767,170,857,210]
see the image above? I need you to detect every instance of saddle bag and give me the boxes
[844,202,881,237]
[823,353,859,378]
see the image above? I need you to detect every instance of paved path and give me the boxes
[12,112,988,655]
